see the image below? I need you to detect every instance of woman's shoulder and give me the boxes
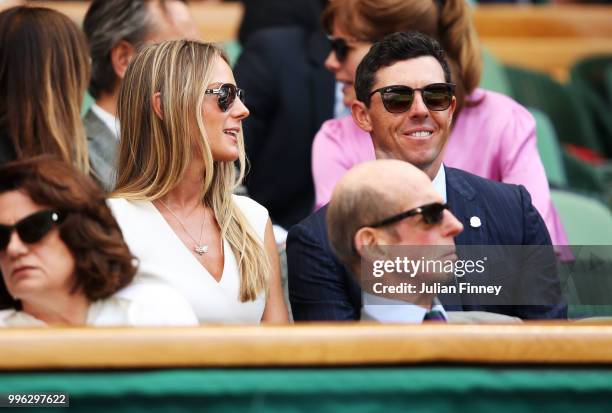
[317,115,365,141]
[467,88,533,118]
[106,198,156,224]
[459,88,535,135]
[232,195,269,240]
[232,194,268,219]
[0,309,45,327]
[90,282,198,327]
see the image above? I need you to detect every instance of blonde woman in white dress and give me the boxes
[108,40,289,324]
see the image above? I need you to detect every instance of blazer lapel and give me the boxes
[83,108,118,190]
[441,167,488,310]
[446,167,487,245]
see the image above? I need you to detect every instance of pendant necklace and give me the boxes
[159,199,208,255]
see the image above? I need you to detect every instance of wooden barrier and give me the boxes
[2,323,612,370]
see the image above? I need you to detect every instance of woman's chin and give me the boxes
[212,150,240,163]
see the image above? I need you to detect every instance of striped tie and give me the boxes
[423,310,447,322]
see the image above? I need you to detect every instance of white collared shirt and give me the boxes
[360,165,448,323]
[91,103,120,140]
[432,164,447,203]
[361,293,447,323]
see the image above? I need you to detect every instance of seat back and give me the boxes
[529,107,568,188]
[506,65,604,156]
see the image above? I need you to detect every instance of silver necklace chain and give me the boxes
[159,199,208,255]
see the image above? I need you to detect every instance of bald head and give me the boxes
[327,160,438,272]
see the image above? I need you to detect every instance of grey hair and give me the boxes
[84,0,182,98]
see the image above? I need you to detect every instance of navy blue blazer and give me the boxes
[287,167,567,320]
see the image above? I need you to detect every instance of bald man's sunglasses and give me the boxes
[205,83,245,112]
[367,203,450,228]
[369,83,455,113]
[0,210,64,252]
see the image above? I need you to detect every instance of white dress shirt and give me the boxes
[361,293,448,323]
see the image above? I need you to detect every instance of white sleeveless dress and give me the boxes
[108,195,269,324]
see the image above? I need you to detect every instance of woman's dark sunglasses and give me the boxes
[0,210,64,252]
[328,36,351,62]
[327,35,372,63]
[204,83,246,112]
[367,203,450,228]
[368,83,455,113]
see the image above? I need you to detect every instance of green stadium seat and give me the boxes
[81,91,94,117]
[551,189,612,318]
[480,48,512,95]
[552,190,612,245]
[506,65,605,156]
[222,40,242,68]
[529,107,568,188]
[570,55,612,158]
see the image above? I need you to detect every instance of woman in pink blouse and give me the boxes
[312,0,568,246]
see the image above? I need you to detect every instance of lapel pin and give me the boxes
[469,216,481,228]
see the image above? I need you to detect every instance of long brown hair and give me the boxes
[0,7,90,172]
[113,40,269,302]
[322,0,482,116]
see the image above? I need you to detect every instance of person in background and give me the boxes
[0,156,198,327]
[328,159,522,323]
[0,6,89,171]
[83,0,199,190]
[233,0,334,229]
[311,0,569,248]
[108,40,289,324]
[288,32,565,321]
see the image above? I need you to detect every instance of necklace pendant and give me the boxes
[194,244,209,255]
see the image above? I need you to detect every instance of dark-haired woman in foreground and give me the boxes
[0,157,197,326]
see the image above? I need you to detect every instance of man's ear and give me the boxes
[152,92,164,120]
[354,226,387,261]
[110,40,136,80]
[351,100,373,133]
[447,95,457,125]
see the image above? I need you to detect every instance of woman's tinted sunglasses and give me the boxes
[205,83,246,112]
[0,210,64,252]
[327,35,372,62]
[367,203,450,228]
[368,83,455,113]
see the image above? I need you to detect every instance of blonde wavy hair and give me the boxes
[112,40,269,302]
[322,0,482,116]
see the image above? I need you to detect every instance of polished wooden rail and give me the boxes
[2,323,612,370]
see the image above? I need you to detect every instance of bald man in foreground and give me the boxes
[328,160,520,323]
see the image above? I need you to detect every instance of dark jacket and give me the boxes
[287,166,567,320]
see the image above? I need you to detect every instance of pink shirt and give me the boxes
[312,88,569,246]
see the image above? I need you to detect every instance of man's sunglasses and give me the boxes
[367,203,450,228]
[0,210,64,252]
[368,83,455,113]
[205,83,246,112]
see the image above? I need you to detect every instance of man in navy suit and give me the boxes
[287,32,566,321]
